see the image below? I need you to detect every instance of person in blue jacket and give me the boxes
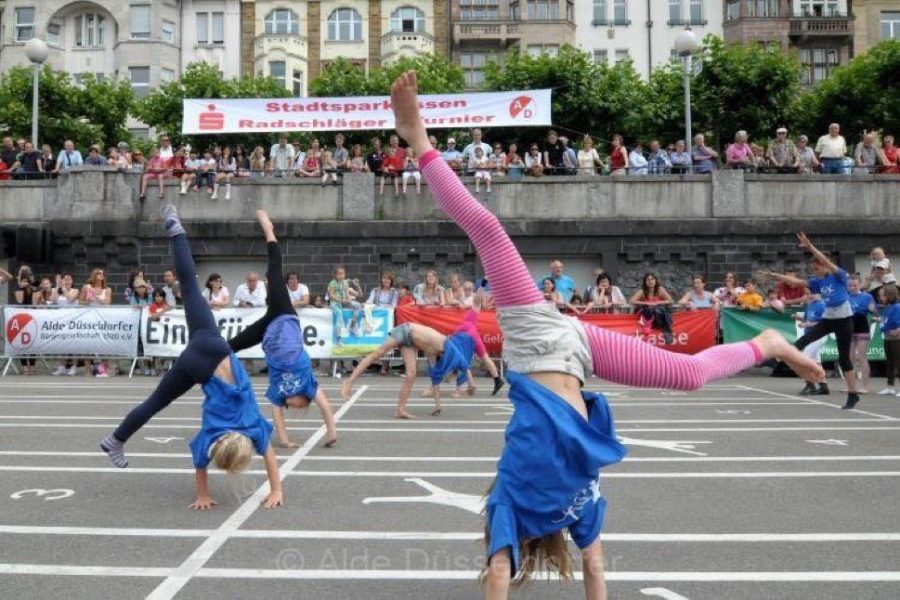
[101,205,283,510]
[848,275,876,394]
[763,232,860,409]
[226,210,337,449]
[878,285,900,396]
[793,295,827,395]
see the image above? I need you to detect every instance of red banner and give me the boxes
[395,307,718,356]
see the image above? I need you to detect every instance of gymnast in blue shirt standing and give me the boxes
[226,210,337,448]
[100,205,284,510]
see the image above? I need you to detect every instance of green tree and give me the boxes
[307,58,371,97]
[795,40,900,142]
[0,66,133,150]
[634,62,688,145]
[310,53,465,97]
[134,62,290,149]
[692,36,802,148]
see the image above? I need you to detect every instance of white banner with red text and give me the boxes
[181,89,552,134]
[3,306,141,356]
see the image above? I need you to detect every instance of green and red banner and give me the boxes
[395,306,718,356]
[721,307,884,361]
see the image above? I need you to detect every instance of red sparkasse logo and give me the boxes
[199,104,225,131]
[509,95,535,121]
[6,312,36,350]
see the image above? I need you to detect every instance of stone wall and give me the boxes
[1,168,899,301]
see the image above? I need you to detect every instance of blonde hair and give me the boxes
[211,432,254,474]
[478,478,574,588]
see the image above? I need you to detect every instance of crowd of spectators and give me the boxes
[1,123,897,193]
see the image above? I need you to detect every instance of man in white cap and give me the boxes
[766,127,799,174]
[441,138,464,172]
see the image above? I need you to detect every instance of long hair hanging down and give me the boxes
[478,477,574,588]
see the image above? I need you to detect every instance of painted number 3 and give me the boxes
[10,488,75,501]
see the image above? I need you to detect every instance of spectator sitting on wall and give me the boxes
[388,133,407,162]
[796,135,819,173]
[692,133,718,173]
[524,143,544,177]
[538,260,577,304]
[628,141,649,175]
[647,140,671,175]
[882,135,900,174]
[380,146,403,195]
[139,146,167,200]
[402,147,422,194]
[559,136,577,175]
[461,128,491,175]
[366,137,384,176]
[669,139,692,174]
[233,271,267,308]
[472,146,492,194]
[815,122,847,174]
[269,134,295,177]
[12,141,43,179]
[854,132,884,174]
[349,144,367,172]
[441,138,464,172]
[321,150,338,186]
[725,130,755,170]
[766,127,799,173]
[212,146,236,200]
[158,135,174,162]
[609,133,629,175]
[179,151,199,192]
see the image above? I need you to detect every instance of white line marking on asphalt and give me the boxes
[144,384,366,600]
[362,478,484,514]
[10,488,74,501]
[641,587,692,600]
[737,384,900,421]
[4,526,900,543]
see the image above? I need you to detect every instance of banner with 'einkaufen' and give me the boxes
[181,89,552,134]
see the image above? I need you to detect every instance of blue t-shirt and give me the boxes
[881,303,900,333]
[427,332,476,387]
[263,314,318,406]
[849,291,874,316]
[486,372,627,576]
[807,268,850,309]
[189,353,273,468]
[803,299,826,334]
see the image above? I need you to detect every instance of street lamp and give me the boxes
[674,28,698,167]
[24,38,49,149]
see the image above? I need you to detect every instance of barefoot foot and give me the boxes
[390,72,429,149]
[430,408,442,417]
[467,385,477,397]
[394,410,416,420]
[341,380,352,401]
[322,435,337,448]
[755,329,825,383]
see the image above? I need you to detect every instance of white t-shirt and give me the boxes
[232,282,268,307]
[815,134,847,158]
[202,287,230,305]
[288,284,310,305]
[159,145,174,159]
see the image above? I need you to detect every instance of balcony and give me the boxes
[254,32,308,57]
[789,13,853,38]
[453,20,521,43]
[381,30,434,64]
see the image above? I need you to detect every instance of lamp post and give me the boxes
[24,38,49,148]
[673,28,698,164]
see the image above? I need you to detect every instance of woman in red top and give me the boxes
[609,134,628,175]
[379,147,404,195]
[882,135,899,174]
[0,158,9,181]
[629,273,676,344]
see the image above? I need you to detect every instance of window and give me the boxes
[669,0,682,23]
[726,0,740,20]
[747,0,778,17]
[460,52,489,88]
[327,8,362,41]
[292,70,303,96]
[15,7,34,41]
[75,14,106,48]
[510,2,520,20]
[197,12,224,44]
[460,0,500,20]
[390,7,426,33]
[798,0,841,17]
[526,0,560,20]
[130,5,150,39]
[526,44,558,57]
[129,128,150,139]
[690,0,703,23]
[162,20,175,43]
[265,9,299,35]
[798,48,838,84]
[270,60,286,88]
[129,66,150,98]
[593,0,607,23]
[46,22,61,45]
[881,11,900,40]
[593,49,608,65]
[613,0,628,24]
[161,68,175,83]
[615,49,629,63]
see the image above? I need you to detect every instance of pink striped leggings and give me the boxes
[418,150,762,390]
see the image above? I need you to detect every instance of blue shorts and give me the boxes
[266,351,319,407]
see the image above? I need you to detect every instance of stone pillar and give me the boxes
[432,0,450,58]
[308,1,322,80]
[341,172,376,220]
[368,0,382,70]
[240,0,256,76]
[711,169,744,218]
